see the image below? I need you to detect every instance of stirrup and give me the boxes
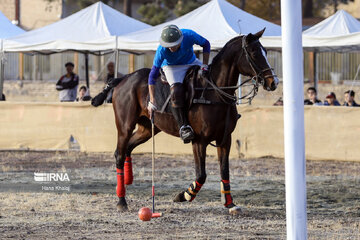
[179,125,194,143]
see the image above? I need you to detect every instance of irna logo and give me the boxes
[34,172,70,182]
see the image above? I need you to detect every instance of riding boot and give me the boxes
[170,83,194,143]
[171,107,194,143]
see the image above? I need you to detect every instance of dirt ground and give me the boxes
[0,151,359,239]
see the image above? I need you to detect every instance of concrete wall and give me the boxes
[3,80,360,106]
[0,103,359,162]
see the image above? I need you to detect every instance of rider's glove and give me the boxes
[147,101,157,119]
[199,64,209,78]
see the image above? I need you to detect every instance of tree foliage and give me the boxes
[228,0,354,20]
[137,3,171,26]
[174,0,203,17]
[137,0,205,25]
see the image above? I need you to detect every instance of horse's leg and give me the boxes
[217,136,241,214]
[115,116,138,211]
[124,117,161,185]
[173,141,207,202]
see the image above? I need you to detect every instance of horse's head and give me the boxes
[239,28,279,91]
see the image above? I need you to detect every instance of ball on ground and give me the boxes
[138,207,152,221]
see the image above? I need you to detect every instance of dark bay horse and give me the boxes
[96,29,278,214]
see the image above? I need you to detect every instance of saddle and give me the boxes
[152,65,203,113]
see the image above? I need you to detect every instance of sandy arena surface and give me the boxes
[0,151,359,239]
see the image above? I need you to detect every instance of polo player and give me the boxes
[147,25,211,143]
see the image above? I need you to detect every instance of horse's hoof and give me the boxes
[228,206,242,215]
[173,191,186,202]
[117,204,128,212]
[116,197,128,212]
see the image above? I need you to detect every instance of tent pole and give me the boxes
[281,0,307,239]
[313,51,318,91]
[115,36,119,78]
[85,53,89,88]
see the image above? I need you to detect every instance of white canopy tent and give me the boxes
[0,10,25,100]
[252,10,360,52]
[3,2,150,53]
[301,10,360,90]
[303,10,360,52]
[2,2,150,88]
[116,0,282,52]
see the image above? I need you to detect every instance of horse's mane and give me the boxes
[210,35,243,68]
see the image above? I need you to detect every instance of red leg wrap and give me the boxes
[184,181,203,202]
[116,168,125,198]
[221,180,233,207]
[124,157,133,185]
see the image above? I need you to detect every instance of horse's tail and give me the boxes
[91,75,127,107]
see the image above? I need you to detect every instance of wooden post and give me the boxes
[128,54,135,73]
[308,52,314,83]
[19,53,24,80]
[74,52,79,74]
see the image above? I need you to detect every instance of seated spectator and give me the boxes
[105,62,123,103]
[0,93,5,101]
[323,92,340,106]
[273,97,283,106]
[76,86,92,102]
[304,87,322,105]
[56,62,79,102]
[343,90,359,107]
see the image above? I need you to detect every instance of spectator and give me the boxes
[323,92,340,106]
[76,86,92,102]
[0,93,5,101]
[304,87,322,105]
[343,90,359,107]
[56,62,79,102]
[105,62,123,103]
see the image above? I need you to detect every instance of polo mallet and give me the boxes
[151,112,162,218]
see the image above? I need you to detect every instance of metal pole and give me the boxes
[85,53,89,88]
[313,51,318,91]
[115,36,119,78]
[281,0,308,239]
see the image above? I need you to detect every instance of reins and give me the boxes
[202,34,277,147]
[195,35,278,106]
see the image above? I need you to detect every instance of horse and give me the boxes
[93,28,279,214]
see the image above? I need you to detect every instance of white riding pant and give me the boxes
[161,58,202,86]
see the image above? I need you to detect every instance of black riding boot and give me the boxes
[170,83,194,143]
[171,107,194,143]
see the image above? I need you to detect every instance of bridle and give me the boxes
[195,34,278,148]
[200,34,277,105]
[241,35,277,90]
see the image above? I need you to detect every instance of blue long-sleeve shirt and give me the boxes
[148,29,210,85]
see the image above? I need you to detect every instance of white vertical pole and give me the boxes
[281,0,307,239]
[0,39,4,99]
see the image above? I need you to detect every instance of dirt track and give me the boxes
[0,151,359,239]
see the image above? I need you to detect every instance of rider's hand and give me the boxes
[199,64,209,78]
[147,101,157,118]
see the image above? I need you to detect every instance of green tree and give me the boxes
[137,0,205,25]
[137,2,171,26]
[174,0,203,17]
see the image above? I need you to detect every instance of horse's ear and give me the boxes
[254,28,266,39]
